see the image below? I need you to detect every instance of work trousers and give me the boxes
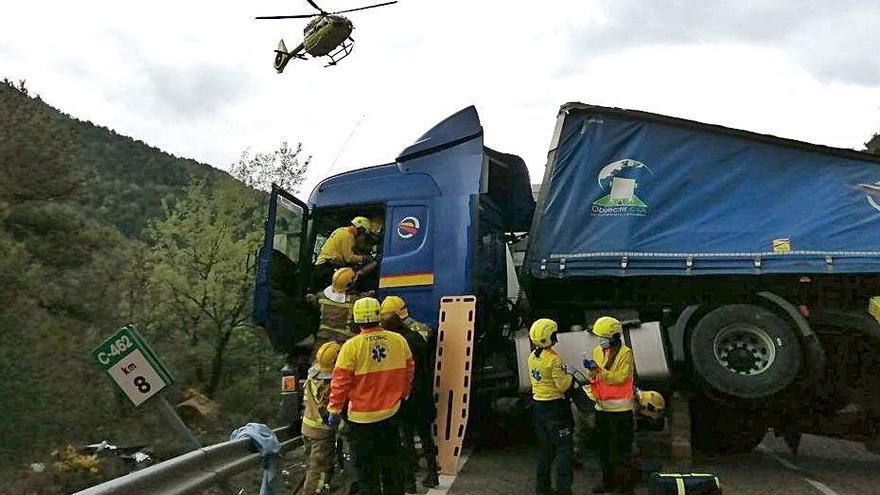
[400,413,439,483]
[348,417,405,495]
[533,399,574,495]
[302,435,335,495]
[595,410,634,492]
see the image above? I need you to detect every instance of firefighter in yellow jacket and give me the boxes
[301,342,341,495]
[588,316,635,494]
[528,318,574,495]
[328,297,414,495]
[314,217,377,286]
[308,267,371,349]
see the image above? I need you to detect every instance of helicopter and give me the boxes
[256,0,398,73]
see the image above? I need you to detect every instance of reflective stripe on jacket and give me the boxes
[317,292,356,338]
[301,373,334,438]
[528,347,573,401]
[590,344,634,412]
[404,317,432,341]
[328,327,414,423]
[316,226,365,265]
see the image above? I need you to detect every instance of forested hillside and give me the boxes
[0,81,303,493]
[1,79,226,237]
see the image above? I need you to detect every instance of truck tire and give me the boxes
[689,304,801,399]
[691,399,767,453]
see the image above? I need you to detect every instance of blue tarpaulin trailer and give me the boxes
[522,104,880,452]
[527,103,880,278]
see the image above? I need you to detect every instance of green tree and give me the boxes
[867,132,879,155]
[147,180,264,396]
[230,140,311,193]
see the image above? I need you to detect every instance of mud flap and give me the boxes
[432,296,476,475]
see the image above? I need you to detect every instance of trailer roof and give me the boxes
[561,102,880,166]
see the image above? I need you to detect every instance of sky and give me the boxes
[2,0,880,195]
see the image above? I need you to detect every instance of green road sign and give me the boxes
[91,325,173,407]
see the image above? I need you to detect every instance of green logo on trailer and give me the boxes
[591,159,653,217]
[91,325,173,407]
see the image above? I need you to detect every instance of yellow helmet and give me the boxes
[351,216,371,231]
[529,318,558,348]
[315,341,341,372]
[380,296,409,319]
[593,316,622,338]
[637,390,666,419]
[352,297,381,324]
[331,267,357,292]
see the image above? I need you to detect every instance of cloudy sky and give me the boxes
[2,1,879,194]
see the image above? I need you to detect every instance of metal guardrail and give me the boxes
[74,426,302,495]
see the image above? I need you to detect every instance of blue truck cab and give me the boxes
[253,106,534,392]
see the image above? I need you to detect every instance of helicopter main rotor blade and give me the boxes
[306,0,328,14]
[255,13,316,19]
[332,0,398,15]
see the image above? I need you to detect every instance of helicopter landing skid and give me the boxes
[325,37,354,67]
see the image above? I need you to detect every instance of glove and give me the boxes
[327,413,339,427]
[583,359,599,370]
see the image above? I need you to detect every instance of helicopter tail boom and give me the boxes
[274,39,305,73]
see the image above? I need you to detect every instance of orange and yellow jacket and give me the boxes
[589,344,635,412]
[328,326,414,423]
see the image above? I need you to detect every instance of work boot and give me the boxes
[423,451,440,488]
[405,476,418,494]
[422,471,439,488]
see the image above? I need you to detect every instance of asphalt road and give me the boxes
[438,432,880,495]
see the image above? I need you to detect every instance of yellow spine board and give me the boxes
[432,295,476,475]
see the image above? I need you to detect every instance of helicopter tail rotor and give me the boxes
[274,39,296,73]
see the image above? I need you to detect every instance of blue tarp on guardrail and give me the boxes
[528,106,880,276]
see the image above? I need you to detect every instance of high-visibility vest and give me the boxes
[590,345,635,412]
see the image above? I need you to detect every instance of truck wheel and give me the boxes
[691,399,767,453]
[689,304,801,399]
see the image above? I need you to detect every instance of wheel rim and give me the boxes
[713,324,777,376]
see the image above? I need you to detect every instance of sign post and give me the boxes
[92,325,200,450]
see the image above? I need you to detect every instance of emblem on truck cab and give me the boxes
[397,216,421,238]
[592,159,654,217]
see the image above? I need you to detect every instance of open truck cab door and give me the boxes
[253,183,314,354]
